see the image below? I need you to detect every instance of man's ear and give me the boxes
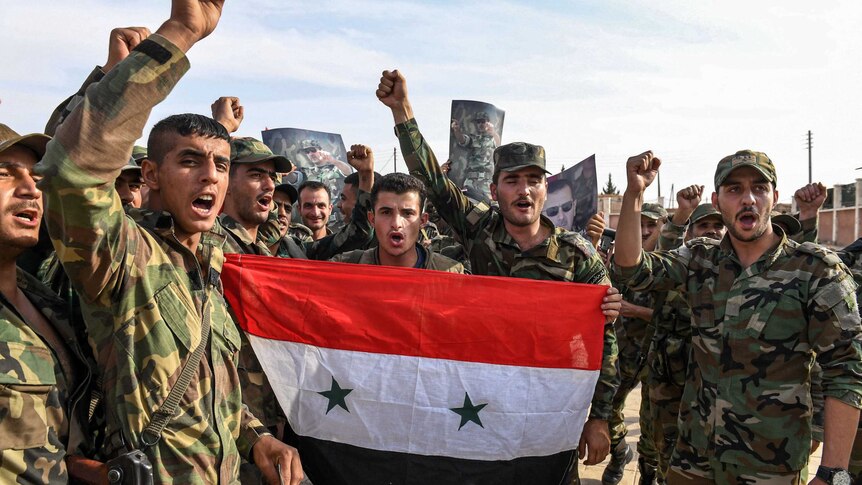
[367,209,375,225]
[141,158,159,191]
[420,212,430,226]
[490,183,498,201]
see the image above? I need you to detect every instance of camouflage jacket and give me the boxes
[331,245,465,273]
[0,270,93,484]
[274,236,309,259]
[613,231,862,472]
[218,214,273,256]
[36,35,268,484]
[288,222,314,244]
[396,118,618,420]
[458,132,496,173]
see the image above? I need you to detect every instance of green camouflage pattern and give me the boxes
[304,163,345,200]
[607,287,657,464]
[614,232,862,474]
[288,222,314,243]
[836,241,862,480]
[657,220,687,252]
[331,245,465,273]
[668,461,801,484]
[396,118,618,421]
[714,149,777,188]
[458,132,497,200]
[35,35,268,484]
[230,137,292,173]
[641,202,668,221]
[0,270,92,484]
[218,214,274,257]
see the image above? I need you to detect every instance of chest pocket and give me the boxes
[153,282,197,352]
[725,281,804,340]
[0,382,54,449]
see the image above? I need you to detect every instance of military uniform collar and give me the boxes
[133,207,227,250]
[719,223,789,277]
[218,213,256,247]
[491,212,562,262]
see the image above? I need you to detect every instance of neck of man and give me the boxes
[311,226,328,241]
[504,219,550,252]
[0,250,22,301]
[223,207,259,242]
[377,245,419,268]
[173,231,202,254]
[729,223,780,269]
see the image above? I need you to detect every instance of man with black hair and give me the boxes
[332,173,463,272]
[35,3,304,484]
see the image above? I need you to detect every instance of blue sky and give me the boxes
[3,0,861,204]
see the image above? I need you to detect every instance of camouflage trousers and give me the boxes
[609,326,657,467]
[646,333,689,480]
[667,462,800,485]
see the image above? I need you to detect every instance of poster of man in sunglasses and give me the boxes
[262,127,353,202]
[543,155,598,232]
[448,100,505,201]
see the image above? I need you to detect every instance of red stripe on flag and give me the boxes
[222,254,607,370]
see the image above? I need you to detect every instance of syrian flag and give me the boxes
[222,254,607,485]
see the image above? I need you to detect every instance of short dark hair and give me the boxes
[298,180,330,201]
[343,171,383,188]
[371,173,427,211]
[147,114,230,165]
[548,177,573,195]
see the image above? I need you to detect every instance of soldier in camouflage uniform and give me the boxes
[0,126,96,484]
[270,183,310,258]
[649,199,726,481]
[299,139,351,201]
[836,238,862,483]
[377,69,622,484]
[35,6,304,484]
[332,172,464,273]
[614,149,862,484]
[604,202,666,485]
[451,112,500,201]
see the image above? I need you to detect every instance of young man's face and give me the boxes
[0,145,41,252]
[545,183,575,230]
[370,190,428,260]
[115,171,144,208]
[300,187,331,231]
[641,215,660,243]
[142,133,230,241]
[712,166,777,243]
[336,183,357,224]
[226,160,277,228]
[273,190,293,237]
[689,215,726,241]
[490,166,547,228]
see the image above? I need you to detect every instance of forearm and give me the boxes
[615,189,645,267]
[628,304,653,322]
[820,397,861,468]
[391,100,414,125]
[237,405,271,461]
[588,321,619,420]
[657,220,686,251]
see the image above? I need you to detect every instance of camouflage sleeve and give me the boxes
[579,253,620,420]
[44,66,105,136]
[797,216,818,244]
[657,220,686,251]
[612,247,692,296]
[304,191,374,260]
[395,119,485,243]
[237,405,271,459]
[36,35,189,306]
[808,264,862,409]
[811,362,824,443]
[256,208,282,247]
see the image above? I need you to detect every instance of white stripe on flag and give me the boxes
[250,335,599,461]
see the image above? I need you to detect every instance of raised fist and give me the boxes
[625,151,660,193]
[376,70,408,109]
[211,96,244,134]
[103,27,151,73]
[347,144,374,173]
[586,211,606,248]
[676,184,704,212]
[450,119,461,132]
[794,182,827,220]
[157,0,225,53]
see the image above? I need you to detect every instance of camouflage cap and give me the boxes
[230,137,293,173]
[120,157,142,175]
[689,203,721,224]
[641,202,668,221]
[714,150,777,188]
[299,139,322,151]
[0,123,51,159]
[771,212,801,235]
[474,112,490,123]
[132,145,148,163]
[492,142,550,179]
[274,183,299,204]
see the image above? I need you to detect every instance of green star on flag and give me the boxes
[318,377,353,414]
[450,392,488,430]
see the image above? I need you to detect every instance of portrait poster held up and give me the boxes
[543,155,598,233]
[262,127,353,196]
[448,100,505,202]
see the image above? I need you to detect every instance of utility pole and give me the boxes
[394,147,398,173]
[807,130,813,184]
[657,170,662,202]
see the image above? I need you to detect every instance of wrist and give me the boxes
[391,101,413,125]
[155,20,197,53]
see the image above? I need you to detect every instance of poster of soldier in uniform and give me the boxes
[262,127,353,197]
[543,155,598,233]
[448,100,505,202]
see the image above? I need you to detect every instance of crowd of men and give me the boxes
[1,1,861,485]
